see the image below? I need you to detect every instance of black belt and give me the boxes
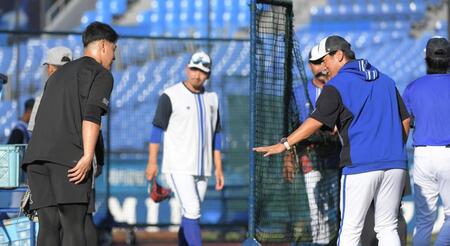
[414,144,450,148]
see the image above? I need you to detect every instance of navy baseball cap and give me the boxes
[426,37,450,59]
[314,35,353,59]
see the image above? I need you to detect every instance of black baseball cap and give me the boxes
[426,37,450,59]
[0,73,6,84]
[314,35,353,59]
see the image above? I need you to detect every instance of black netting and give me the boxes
[252,1,340,244]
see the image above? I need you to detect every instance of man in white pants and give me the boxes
[254,35,411,246]
[146,51,225,246]
[403,37,450,246]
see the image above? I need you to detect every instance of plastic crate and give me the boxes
[0,216,38,245]
[0,145,26,188]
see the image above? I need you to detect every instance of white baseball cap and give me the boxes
[309,44,324,62]
[310,35,353,62]
[43,46,72,66]
[188,51,211,73]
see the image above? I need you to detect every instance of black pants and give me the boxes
[26,162,95,245]
[37,204,88,246]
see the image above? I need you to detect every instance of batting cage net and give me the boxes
[248,0,340,244]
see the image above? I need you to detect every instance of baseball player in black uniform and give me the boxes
[21,22,118,246]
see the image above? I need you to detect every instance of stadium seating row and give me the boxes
[0,0,446,152]
[81,0,249,38]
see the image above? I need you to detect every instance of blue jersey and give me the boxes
[293,80,322,122]
[310,60,409,175]
[307,80,322,106]
[403,74,450,146]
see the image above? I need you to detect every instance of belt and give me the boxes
[414,144,450,148]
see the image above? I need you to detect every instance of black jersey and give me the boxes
[22,56,113,168]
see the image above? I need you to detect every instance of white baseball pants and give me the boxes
[165,173,208,220]
[338,169,405,246]
[413,146,450,246]
[305,170,333,244]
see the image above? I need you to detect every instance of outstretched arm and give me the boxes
[253,117,323,157]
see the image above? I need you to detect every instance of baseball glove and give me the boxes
[149,179,172,203]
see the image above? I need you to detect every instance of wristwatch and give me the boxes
[280,137,291,150]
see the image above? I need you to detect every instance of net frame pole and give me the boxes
[283,3,293,136]
[242,0,260,245]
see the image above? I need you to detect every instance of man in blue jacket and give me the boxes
[254,35,410,246]
[403,37,450,246]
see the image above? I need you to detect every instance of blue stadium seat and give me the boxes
[110,0,127,16]
[81,11,97,29]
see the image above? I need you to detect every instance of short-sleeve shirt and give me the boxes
[153,82,220,176]
[22,56,113,168]
[402,74,450,146]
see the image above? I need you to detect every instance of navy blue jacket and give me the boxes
[310,59,409,175]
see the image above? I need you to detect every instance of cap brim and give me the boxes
[309,52,327,62]
[188,64,210,73]
[309,44,329,62]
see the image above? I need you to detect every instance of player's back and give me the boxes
[23,56,108,167]
[403,73,450,146]
[327,59,407,174]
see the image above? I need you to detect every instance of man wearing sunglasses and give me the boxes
[146,51,225,245]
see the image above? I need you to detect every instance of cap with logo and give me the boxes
[43,46,73,66]
[188,51,211,73]
[426,37,450,60]
[310,35,353,61]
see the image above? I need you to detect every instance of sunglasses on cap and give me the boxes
[191,57,211,68]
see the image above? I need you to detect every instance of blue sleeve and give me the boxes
[150,125,164,144]
[213,132,222,151]
[293,84,312,122]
